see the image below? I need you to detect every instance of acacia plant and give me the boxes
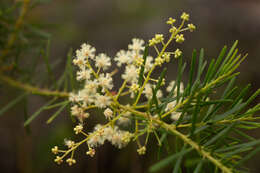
[0,1,260,173]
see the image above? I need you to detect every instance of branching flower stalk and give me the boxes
[51,12,194,166]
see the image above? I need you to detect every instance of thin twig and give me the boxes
[0,74,69,97]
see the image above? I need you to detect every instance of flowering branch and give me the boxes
[16,12,255,172]
[1,1,259,171]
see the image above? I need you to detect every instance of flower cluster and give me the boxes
[52,12,195,166]
[87,125,133,149]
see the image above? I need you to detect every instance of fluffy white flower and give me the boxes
[143,84,163,100]
[69,92,80,102]
[74,43,95,69]
[121,65,139,83]
[94,124,103,131]
[166,81,175,92]
[104,108,113,119]
[87,133,105,147]
[80,43,96,59]
[144,83,163,99]
[114,50,132,67]
[144,56,154,73]
[71,105,83,116]
[98,73,113,91]
[87,124,105,147]
[76,68,92,81]
[95,94,111,108]
[165,100,177,112]
[64,139,75,148]
[73,52,86,69]
[143,83,153,99]
[156,89,163,99]
[111,131,124,149]
[132,51,144,66]
[128,38,145,52]
[71,105,90,122]
[166,81,184,95]
[117,113,131,126]
[103,126,115,141]
[77,89,94,104]
[171,112,181,121]
[84,79,99,94]
[95,53,111,70]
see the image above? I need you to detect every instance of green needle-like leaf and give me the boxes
[204,123,235,147]
[24,98,57,126]
[149,148,193,173]
[190,95,201,137]
[234,146,260,168]
[216,40,238,76]
[194,159,204,173]
[187,49,197,95]
[138,45,148,86]
[0,92,28,117]
[46,101,69,124]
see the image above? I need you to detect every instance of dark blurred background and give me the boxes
[1,0,260,172]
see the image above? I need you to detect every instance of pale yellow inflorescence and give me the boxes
[174,49,182,58]
[181,12,190,21]
[188,23,196,32]
[52,12,194,166]
[137,146,146,155]
[86,148,95,157]
[66,158,76,166]
[51,146,59,154]
[74,124,83,134]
